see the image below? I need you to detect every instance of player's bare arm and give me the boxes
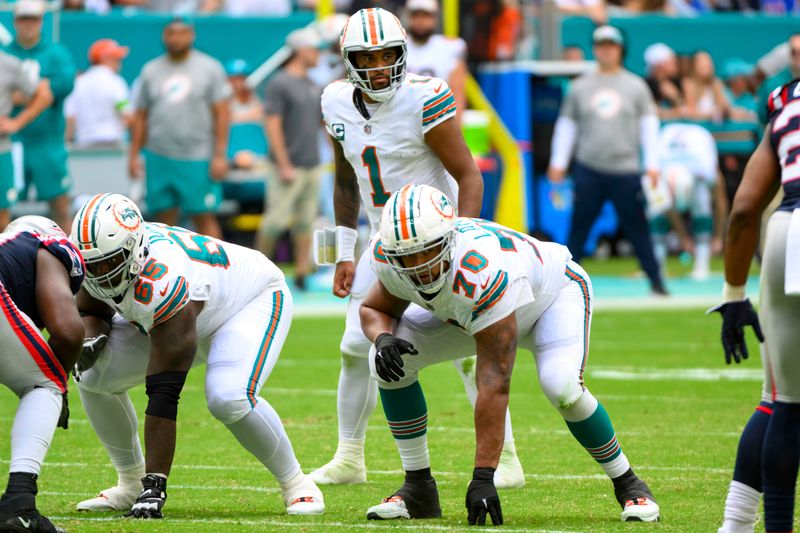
[128,108,148,179]
[424,118,484,218]
[35,249,84,371]
[210,100,230,181]
[143,299,204,477]
[725,129,780,286]
[472,313,517,469]
[332,137,360,298]
[360,281,410,342]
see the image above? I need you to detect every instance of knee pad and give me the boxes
[145,371,187,421]
[538,362,583,410]
[206,387,252,425]
[340,329,372,357]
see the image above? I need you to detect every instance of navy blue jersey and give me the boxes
[766,78,800,211]
[0,232,84,328]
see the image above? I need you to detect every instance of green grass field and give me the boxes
[0,308,765,532]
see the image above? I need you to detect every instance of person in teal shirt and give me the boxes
[9,0,75,231]
[721,58,758,121]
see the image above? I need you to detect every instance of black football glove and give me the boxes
[374,333,418,382]
[72,333,109,382]
[707,298,765,365]
[125,474,167,519]
[466,467,502,526]
[57,392,69,430]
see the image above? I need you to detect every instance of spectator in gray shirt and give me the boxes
[548,25,667,295]
[256,28,323,291]
[129,16,230,238]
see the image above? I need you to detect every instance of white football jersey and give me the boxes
[370,218,572,336]
[658,123,718,184]
[406,35,467,82]
[321,73,459,233]
[97,223,284,337]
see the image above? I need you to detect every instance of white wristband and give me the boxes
[335,226,358,264]
[722,282,746,302]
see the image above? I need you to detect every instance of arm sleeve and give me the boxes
[639,114,661,172]
[47,45,76,100]
[12,57,39,96]
[209,62,230,103]
[421,78,457,134]
[758,43,789,79]
[549,116,578,170]
[113,78,131,113]
[133,73,149,111]
[63,93,75,118]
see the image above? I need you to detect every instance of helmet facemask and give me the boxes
[344,44,407,103]
[383,231,455,294]
[83,233,143,300]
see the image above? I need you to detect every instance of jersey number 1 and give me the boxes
[362,146,391,207]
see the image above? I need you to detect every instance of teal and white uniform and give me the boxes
[8,38,75,201]
[78,221,291,422]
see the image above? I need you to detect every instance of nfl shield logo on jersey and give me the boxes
[364,124,372,134]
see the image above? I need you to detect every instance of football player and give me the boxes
[70,193,323,518]
[711,79,800,533]
[0,216,85,533]
[359,184,659,523]
[312,6,524,489]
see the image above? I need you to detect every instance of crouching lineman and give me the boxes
[359,184,660,524]
[69,193,323,518]
[0,216,85,533]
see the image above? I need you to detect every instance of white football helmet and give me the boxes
[70,193,147,300]
[379,184,456,294]
[5,215,67,239]
[340,8,407,103]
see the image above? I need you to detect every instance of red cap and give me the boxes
[88,39,129,64]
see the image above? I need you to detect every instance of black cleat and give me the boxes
[0,508,65,533]
[366,477,442,520]
[613,469,660,522]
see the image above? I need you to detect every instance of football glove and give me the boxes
[374,333,418,382]
[125,474,167,519]
[466,467,502,526]
[72,333,109,382]
[57,392,69,430]
[707,299,764,365]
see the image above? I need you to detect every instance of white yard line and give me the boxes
[48,516,581,533]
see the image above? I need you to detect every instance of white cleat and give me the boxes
[620,497,660,522]
[283,474,325,515]
[367,496,411,520]
[309,457,366,485]
[494,443,525,489]
[76,486,139,512]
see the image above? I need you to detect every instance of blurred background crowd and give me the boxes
[1,0,796,293]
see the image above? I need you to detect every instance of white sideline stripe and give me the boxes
[48,516,580,533]
[589,367,763,381]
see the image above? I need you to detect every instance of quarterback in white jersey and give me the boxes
[359,184,660,524]
[313,7,524,489]
[70,193,324,518]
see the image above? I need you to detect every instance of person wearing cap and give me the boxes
[130,17,230,239]
[547,25,667,295]
[643,42,685,120]
[8,0,75,232]
[226,59,263,124]
[255,27,324,291]
[405,0,467,123]
[64,39,131,149]
[722,58,758,122]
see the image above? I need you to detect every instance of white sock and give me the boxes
[337,354,377,441]
[78,388,144,472]
[694,237,711,274]
[720,480,760,531]
[332,438,365,464]
[225,398,301,484]
[10,387,61,474]
[396,435,430,472]
[454,356,515,444]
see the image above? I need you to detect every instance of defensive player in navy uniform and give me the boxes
[0,216,84,533]
[359,184,659,524]
[712,79,800,533]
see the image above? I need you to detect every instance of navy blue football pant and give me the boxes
[567,162,664,290]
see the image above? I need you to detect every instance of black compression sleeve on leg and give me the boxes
[145,371,188,421]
